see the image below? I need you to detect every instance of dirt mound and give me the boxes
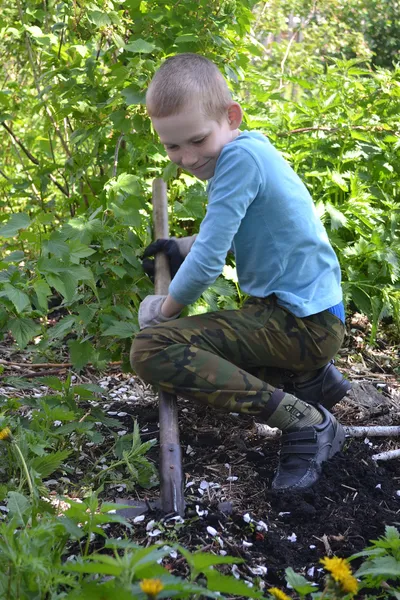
[110,380,400,588]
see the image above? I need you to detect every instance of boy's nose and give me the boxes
[181,149,198,168]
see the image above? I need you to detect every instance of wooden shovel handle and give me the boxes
[152,178,185,516]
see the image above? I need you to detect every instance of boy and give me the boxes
[130,53,351,491]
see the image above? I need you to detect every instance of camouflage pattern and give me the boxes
[130,295,345,421]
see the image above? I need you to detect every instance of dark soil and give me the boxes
[109,381,400,590]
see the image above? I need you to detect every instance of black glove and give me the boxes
[142,235,196,280]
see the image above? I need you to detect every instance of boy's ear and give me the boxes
[227,102,242,129]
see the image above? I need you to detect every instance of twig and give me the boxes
[254,423,281,438]
[278,125,396,137]
[280,1,316,86]
[0,359,122,368]
[2,121,69,196]
[371,449,400,462]
[313,533,332,556]
[78,410,91,423]
[16,0,72,159]
[344,426,400,438]
[113,134,125,177]
[255,424,400,439]
[2,121,39,164]
[96,33,105,60]
[57,16,66,60]
[0,369,67,380]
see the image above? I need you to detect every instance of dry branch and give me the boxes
[344,426,400,438]
[371,449,400,462]
[255,423,400,439]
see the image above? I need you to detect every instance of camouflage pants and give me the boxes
[130,295,345,419]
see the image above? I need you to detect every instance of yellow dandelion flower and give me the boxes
[0,427,12,442]
[268,587,291,600]
[139,578,164,598]
[320,556,358,595]
[340,573,358,595]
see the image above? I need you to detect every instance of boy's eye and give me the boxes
[192,137,206,145]
[165,145,178,151]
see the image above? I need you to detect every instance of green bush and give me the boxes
[0,0,399,364]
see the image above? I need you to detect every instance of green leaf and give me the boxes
[77,304,98,326]
[9,317,41,348]
[59,272,79,302]
[39,376,64,391]
[385,526,400,541]
[1,284,30,313]
[3,251,25,263]
[350,286,372,315]
[206,572,264,598]
[284,567,316,595]
[33,279,52,311]
[45,273,70,301]
[175,33,198,44]
[59,516,85,539]
[87,9,111,26]
[7,491,31,526]
[47,236,69,257]
[104,539,141,550]
[110,201,141,227]
[120,246,141,269]
[31,449,71,477]
[356,556,400,578]
[64,561,122,576]
[330,171,349,191]
[0,213,30,238]
[109,264,127,278]
[325,203,347,230]
[73,382,106,396]
[68,339,95,370]
[25,25,44,37]
[162,161,178,181]
[121,85,146,105]
[191,552,243,570]
[124,38,157,53]
[101,321,138,338]
[48,315,76,340]
[115,173,141,195]
[68,240,96,264]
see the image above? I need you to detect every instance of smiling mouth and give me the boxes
[191,159,211,171]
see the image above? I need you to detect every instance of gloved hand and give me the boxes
[142,235,196,281]
[138,294,181,330]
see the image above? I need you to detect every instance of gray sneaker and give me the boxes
[271,404,346,492]
[287,361,351,410]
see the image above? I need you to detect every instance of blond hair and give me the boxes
[146,54,232,121]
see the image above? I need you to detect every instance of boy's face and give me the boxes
[152,100,241,180]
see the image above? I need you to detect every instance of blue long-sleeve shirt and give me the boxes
[169,131,343,319]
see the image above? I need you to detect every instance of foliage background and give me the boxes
[0,0,399,368]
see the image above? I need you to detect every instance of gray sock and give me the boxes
[267,392,323,432]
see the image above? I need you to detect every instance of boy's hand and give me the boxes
[138,295,181,329]
[142,235,196,280]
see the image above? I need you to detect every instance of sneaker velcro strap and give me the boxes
[281,443,318,455]
[281,429,316,443]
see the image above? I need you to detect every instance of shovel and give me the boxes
[118,178,185,519]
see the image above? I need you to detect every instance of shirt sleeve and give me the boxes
[169,144,262,305]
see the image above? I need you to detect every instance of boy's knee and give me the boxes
[130,332,152,379]
[130,329,168,383]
